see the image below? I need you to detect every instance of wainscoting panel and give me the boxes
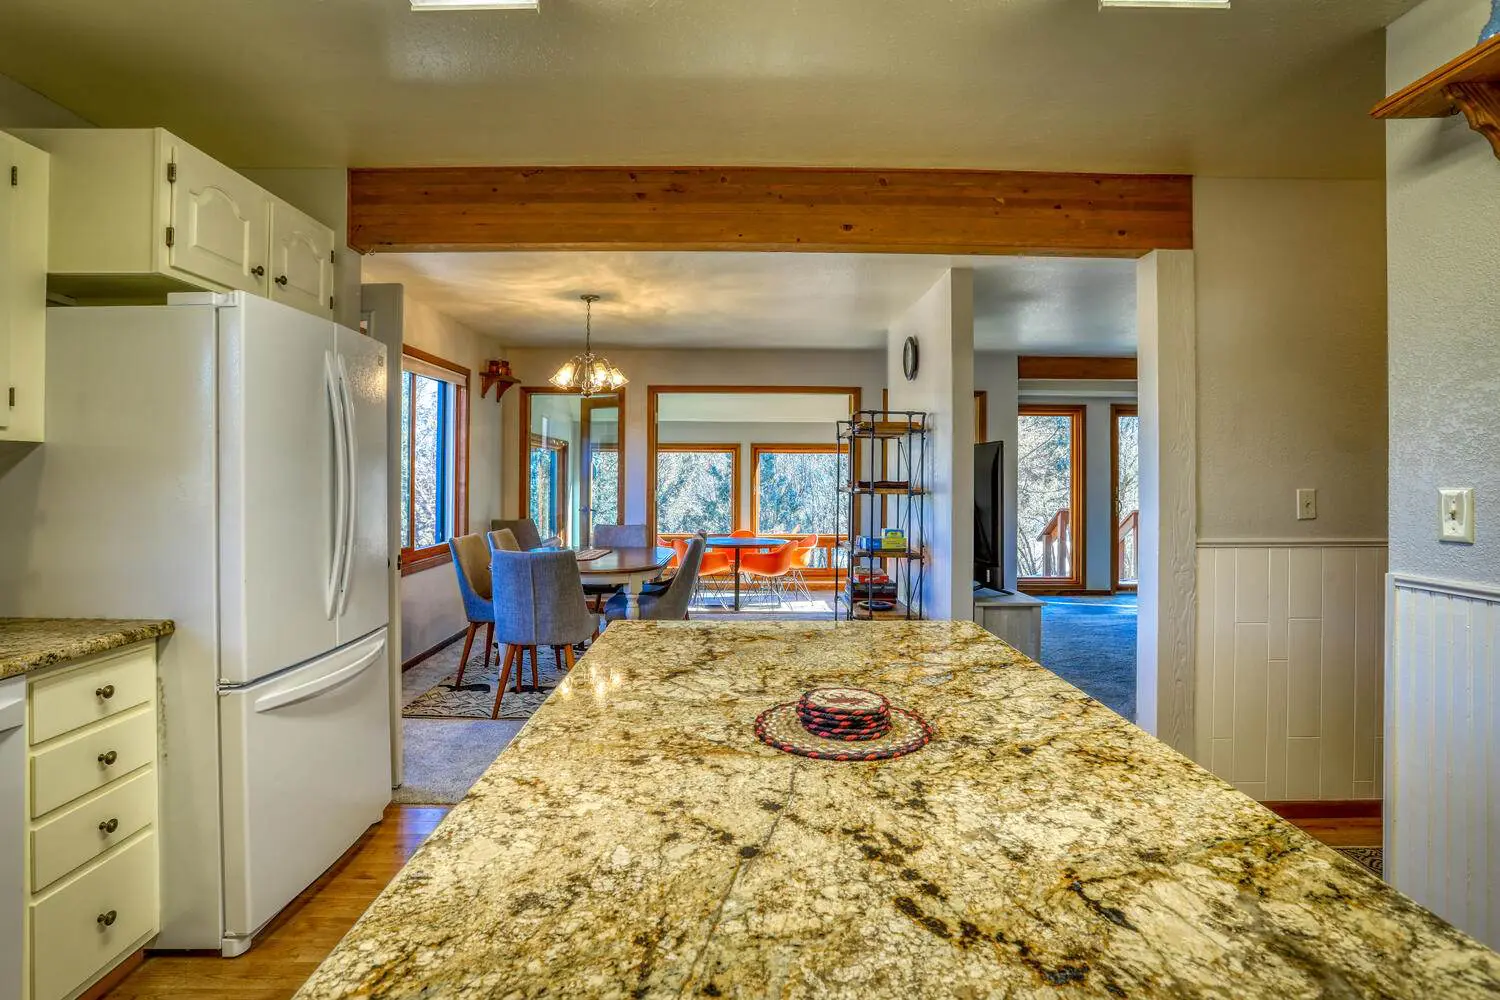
[1386,574,1500,949]
[1195,544,1386,801]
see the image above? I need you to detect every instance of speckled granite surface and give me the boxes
[296,621,1500,999]
[0,617,174,679]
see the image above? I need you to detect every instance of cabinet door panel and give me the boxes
[269,199,333,319]
[167,139,268,294]
[0,134,13,432]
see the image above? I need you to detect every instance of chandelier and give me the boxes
[549,294,628,397]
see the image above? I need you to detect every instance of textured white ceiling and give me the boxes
[0,0,1420,178]
[363,250,1137,353]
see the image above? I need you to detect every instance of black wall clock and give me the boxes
[902,336,920,381]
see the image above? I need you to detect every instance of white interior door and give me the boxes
[167,138,269,294]
[218,629,390,955]
[335,325,390,644]
[218,295,338,684]
[268,199,334,319]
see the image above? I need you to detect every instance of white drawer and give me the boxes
[29,644,154,745]
[30,708,154,819]
[30,831,158,1000]
[31,768,156,893]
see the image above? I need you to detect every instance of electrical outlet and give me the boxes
[1439,488,1475,543]
[1296,488,1317,521]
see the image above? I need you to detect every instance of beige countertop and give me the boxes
[296,620,1500,999]
[0,617,174,680]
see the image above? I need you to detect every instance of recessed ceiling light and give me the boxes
[1100,0,1229,7]
[410,0,539,10]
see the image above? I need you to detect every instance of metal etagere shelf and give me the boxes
[833,409,929,621]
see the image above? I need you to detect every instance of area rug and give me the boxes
[393,719,525,804]
[1335,846,1383,878]
[1039,594,1137,722]
[404,641,568,720]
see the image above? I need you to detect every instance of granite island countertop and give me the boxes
[0,617,175,680]
[296,621,1500,999]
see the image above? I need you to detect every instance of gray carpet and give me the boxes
[394,718,525,804]
[1039,594,1138,722]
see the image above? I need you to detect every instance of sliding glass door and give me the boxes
[1016,405,1084,589]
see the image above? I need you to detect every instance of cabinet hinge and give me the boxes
[7,388,14,408]
[329,296,335,310]
[166,161,177,184]
[9,166,16,187]
[330,249,337,264]
[165,226,175,248]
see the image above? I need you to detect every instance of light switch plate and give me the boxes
[1296,488,1317,520]
[1439,488,1475,543]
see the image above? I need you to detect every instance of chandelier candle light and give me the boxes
[550,295,628,398]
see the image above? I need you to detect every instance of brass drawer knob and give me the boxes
[275,274,289,287]
[251,265,266,278]
[97,750,118,766]
[95,684,115,700]
[99,817,119,834]
[96,910,117,928]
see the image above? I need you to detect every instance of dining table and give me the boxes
[703,535,786,611]
[573,545,674,619]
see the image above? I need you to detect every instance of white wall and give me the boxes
[887,270,974,621]
[0,73,89,128]
[1383,0,1500,948]
[398,294,509,662]
[497,347,888,527]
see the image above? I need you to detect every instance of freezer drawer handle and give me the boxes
[99,818,119,835]
[97,750,118,767]
[252,637,386,714]
[96,684,115,700]
[96,910,117,928]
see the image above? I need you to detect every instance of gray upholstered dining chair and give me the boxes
[489,518,561,551]
[486,527,521,554]
[489,548,596,719]
[593,523,649,549]
[605,535,704,623]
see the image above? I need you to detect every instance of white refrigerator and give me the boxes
[0,291,392,955]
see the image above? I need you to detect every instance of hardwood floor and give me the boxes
[102,806,448,1000]
[101,801,1380,998]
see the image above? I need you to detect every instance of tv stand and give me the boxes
[972,588,1043,660]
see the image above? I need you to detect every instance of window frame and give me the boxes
[1016,403,1086,592]
[654,443,741,538]
[399,345,471,576]
[749,442,850,580]
[529,433,570,545]
[1111,403,1139,593]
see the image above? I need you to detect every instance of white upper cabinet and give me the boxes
[0,130,49,442]
[167,139,271,295]
[12,128,335,320]
[268,198,334,319]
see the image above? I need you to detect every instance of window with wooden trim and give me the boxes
[400,346,470,572]
[656,444,739,536]
[1016,405,1084,588]
[529,434,569,543]
[751,444,850,576]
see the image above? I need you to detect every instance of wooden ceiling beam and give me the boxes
[347,166,1193,256]
[1018,356,1138,380]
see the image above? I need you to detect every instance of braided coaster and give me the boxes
[798,687,891,718]
[756,701,934,762]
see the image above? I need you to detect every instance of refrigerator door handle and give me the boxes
[325,351,350,621]
[335,354,358,617]
[252,635,387,714]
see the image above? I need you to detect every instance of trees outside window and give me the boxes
[656,446,737,535]
[529,437,568,543]
[752,445,850,573]
[1016,406,1083,585]
[399,347,470,571]
[1113,406,1140,588]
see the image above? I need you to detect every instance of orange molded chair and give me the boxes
[786,534,819,601]
[740,539,798,605]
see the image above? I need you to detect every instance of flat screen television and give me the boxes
[974,441,1005,591]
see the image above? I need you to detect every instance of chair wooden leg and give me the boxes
[563,645,577,670]
[491,645,516,719]
[454,622,479,688]
[518,647,531,693]
[483,621,495,667]
[530,646,541,690]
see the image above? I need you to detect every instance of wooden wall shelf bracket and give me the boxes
[1372,35,1500,161]
[480,372,520,401]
